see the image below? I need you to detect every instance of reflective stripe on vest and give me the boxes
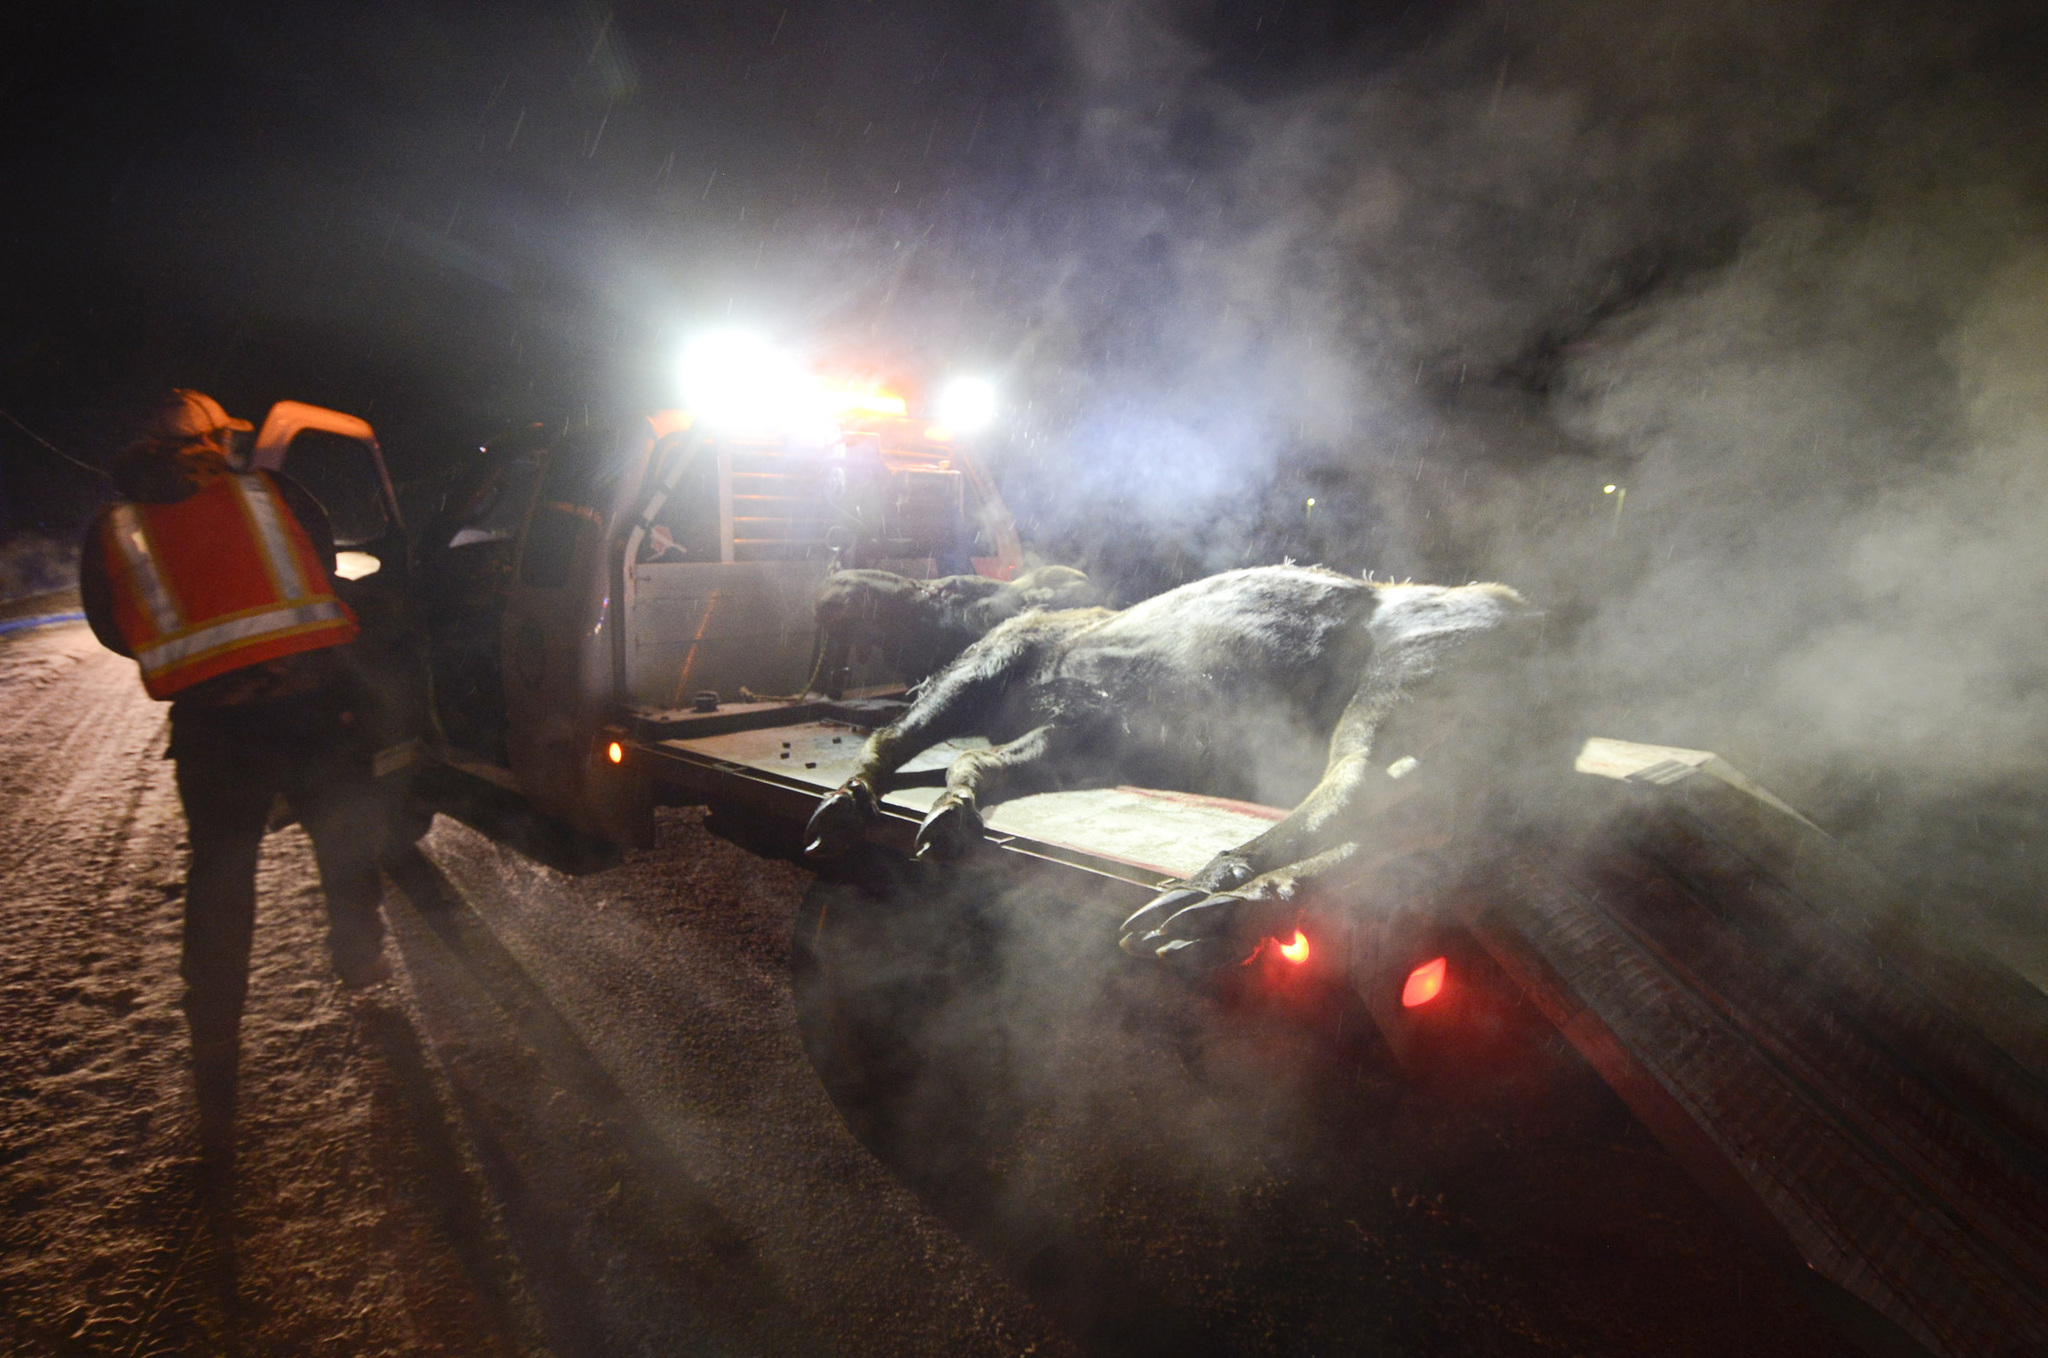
[230,473,311,600]
[104,472,359,698]
[132,597,354,674]
[106,503,184,633]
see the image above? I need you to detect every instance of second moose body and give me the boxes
[804,564,1536,968]
[809,564,1101,690]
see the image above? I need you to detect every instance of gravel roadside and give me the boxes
[0,622,1066,1357]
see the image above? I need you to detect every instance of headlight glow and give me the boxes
[934,376,998,434]
[333,550,381,580]
[679,330,808,431]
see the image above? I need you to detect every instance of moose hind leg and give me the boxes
[1119,747,1395,950]
[915,724,1071,860]
[1129,818,1455,972]
[1118,651,1427,959]
[1123,842,1363,969]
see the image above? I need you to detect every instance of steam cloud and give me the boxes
[960,0,2048,946]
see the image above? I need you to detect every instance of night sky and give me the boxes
[0,0,1428,540]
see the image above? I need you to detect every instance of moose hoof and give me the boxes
[1152,933,1250,974]
[914,797,985,861]
[1117,886,1205,955]
[804,784,876,858]
[1121,891,1259,969]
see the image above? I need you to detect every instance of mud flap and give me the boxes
[583,730,655,850]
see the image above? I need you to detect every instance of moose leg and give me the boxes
[914,723,1080,860]
[804,653,1023,857]
[1136,841,1361,970]
[1118,662,1425,957]
[1135,813,1456,971]
[1116,749,1420,951]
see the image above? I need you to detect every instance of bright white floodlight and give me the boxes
[679,330,803,428]
[934,376,998,434]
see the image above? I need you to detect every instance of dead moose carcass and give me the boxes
[803,563,1537,967]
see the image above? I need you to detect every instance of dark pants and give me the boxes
[170,694,387,1126]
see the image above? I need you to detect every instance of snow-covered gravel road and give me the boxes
[0,620,1065,1357]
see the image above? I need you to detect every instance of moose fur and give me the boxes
[804,564,1536,968]
[811,564,1100,690]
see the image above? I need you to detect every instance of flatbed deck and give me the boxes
[634,718,1286,900]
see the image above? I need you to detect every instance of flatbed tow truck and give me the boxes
[303,364,2047,1357]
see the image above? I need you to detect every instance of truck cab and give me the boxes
[415,403,1022,846]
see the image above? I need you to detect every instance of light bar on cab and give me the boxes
[677,329,913,435]
[827,389,907,418]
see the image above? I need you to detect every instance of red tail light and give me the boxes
[606,740,624,765]
[1277,929,1311,965]
[1402,956,1447,1007]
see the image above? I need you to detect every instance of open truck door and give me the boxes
[413,424,552,768]
[250,401,407,584]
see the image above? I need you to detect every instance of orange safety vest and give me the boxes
[100,472,360,699]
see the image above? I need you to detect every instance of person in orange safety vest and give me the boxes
[79,390,393,1159]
